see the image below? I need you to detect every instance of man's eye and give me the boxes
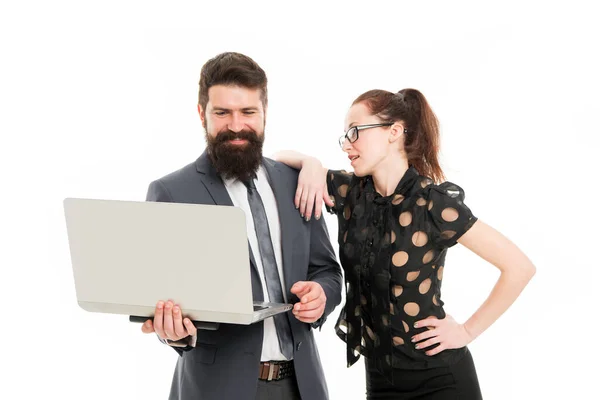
[243,111,255,115]
[215,111,226,116]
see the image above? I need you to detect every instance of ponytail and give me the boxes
[398,89,444,182]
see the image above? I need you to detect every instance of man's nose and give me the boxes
[228,114,244,133]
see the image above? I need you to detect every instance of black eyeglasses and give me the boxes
[338,123,394,148]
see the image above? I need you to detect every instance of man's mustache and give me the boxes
[214,129,261,144]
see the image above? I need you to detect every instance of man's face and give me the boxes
[199,85,266,181]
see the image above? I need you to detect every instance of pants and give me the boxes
[255,376,302,400]
[365,349,482,400]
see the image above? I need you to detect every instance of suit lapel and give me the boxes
[195,151,263,301]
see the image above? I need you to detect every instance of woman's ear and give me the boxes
[389,122,406,143]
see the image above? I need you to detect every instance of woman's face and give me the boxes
[342,102,394,177]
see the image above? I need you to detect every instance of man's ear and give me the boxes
[197,104,205,124]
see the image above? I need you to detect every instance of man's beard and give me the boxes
[205,128,264,181]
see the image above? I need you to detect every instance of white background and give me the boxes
[1,1,598,399]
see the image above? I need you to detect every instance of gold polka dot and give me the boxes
[366,325,376,340]
[339,319,348,334]
[422,250,435,264]
[393,336,405,346]
[393,285,403,297]
[329,195,335,205]
[391,231,396,243]
[338,184,349,197]
[343,231,348,242]
[433,294,439,306]
[382,315,389,327]
[404,302,420,316]
[428,200,434,210]
[407,271,420,282]
[412,231,428,247]
[437,266,444,281]
[402,320,409,333]
[399,211,412,227]
[344,205,351,220]
[440,230,456,240]
[354,306,361,316]
[392,194,405,205]
[392,251,409,267]
[330,173,334,181]
[390,303,395,315]
[419,278,432,294]
[421,178,432,188]
[441,207,459,222]
[361,295,367,305]
[416,197,427,206]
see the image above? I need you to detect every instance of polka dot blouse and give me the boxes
[326,166,478,376]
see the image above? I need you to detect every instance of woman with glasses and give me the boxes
[273,88,536,399]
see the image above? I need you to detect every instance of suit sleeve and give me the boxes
[306,216,343,330]
[146,179,175,202]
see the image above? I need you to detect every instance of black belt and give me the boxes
[258,360,294,381]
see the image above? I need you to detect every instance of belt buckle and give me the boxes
[267,362,276,381]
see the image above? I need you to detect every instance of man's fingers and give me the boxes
[184,318,197,337]
[290,281,309,295]
[294,308,323,323]
[300,285,322,304]
[173,305,186,338]
[154,301,165,338]
[293,297,325,312]
[294,304,325,318]
[141,319,154,334]
[163,301,175,339]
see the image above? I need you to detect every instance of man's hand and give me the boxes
[141,300,197,341]
[290,281,326,323]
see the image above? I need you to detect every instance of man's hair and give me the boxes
[198,52,268,111]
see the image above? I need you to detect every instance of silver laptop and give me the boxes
[63,198,292,327]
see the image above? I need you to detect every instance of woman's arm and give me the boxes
[457,220,536,340]
[272,150,332,220]
[412,220,536,355]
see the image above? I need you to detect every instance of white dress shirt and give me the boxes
[222,165,289,361]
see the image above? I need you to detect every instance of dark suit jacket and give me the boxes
[145,152,343,400]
